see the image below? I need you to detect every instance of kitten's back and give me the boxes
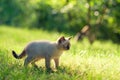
[25,41,58,57]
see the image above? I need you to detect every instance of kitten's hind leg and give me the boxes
[45,56,51,70]
[31,58,40,68]
[24,56,34,67]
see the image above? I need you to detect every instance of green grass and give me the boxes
[0,25,120,80]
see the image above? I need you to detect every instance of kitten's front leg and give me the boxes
[54,58,59,69]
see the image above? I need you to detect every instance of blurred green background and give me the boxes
[0,0,120,43]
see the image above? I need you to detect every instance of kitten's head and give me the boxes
[57,36,72,50]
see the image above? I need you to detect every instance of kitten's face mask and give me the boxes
[58,36,72,50]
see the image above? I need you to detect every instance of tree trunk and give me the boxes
[74,0,107,44]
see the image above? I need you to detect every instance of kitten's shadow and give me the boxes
[31,66,69,74]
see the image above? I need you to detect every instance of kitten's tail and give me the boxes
[12,50,26,59]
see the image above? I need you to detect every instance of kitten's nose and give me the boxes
[66,45,70,50]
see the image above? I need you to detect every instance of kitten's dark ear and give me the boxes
[68,37,72,40]
[58,36,65,43]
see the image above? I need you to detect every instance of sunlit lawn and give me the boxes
[0,25,120,80]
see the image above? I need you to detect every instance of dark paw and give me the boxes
[33,65,38,68]
[46,68,54,73]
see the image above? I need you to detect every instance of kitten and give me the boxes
[12,36,71,70]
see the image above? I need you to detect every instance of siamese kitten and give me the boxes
[12,36,71,70]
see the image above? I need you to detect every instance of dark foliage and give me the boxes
[0,0,120,43]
